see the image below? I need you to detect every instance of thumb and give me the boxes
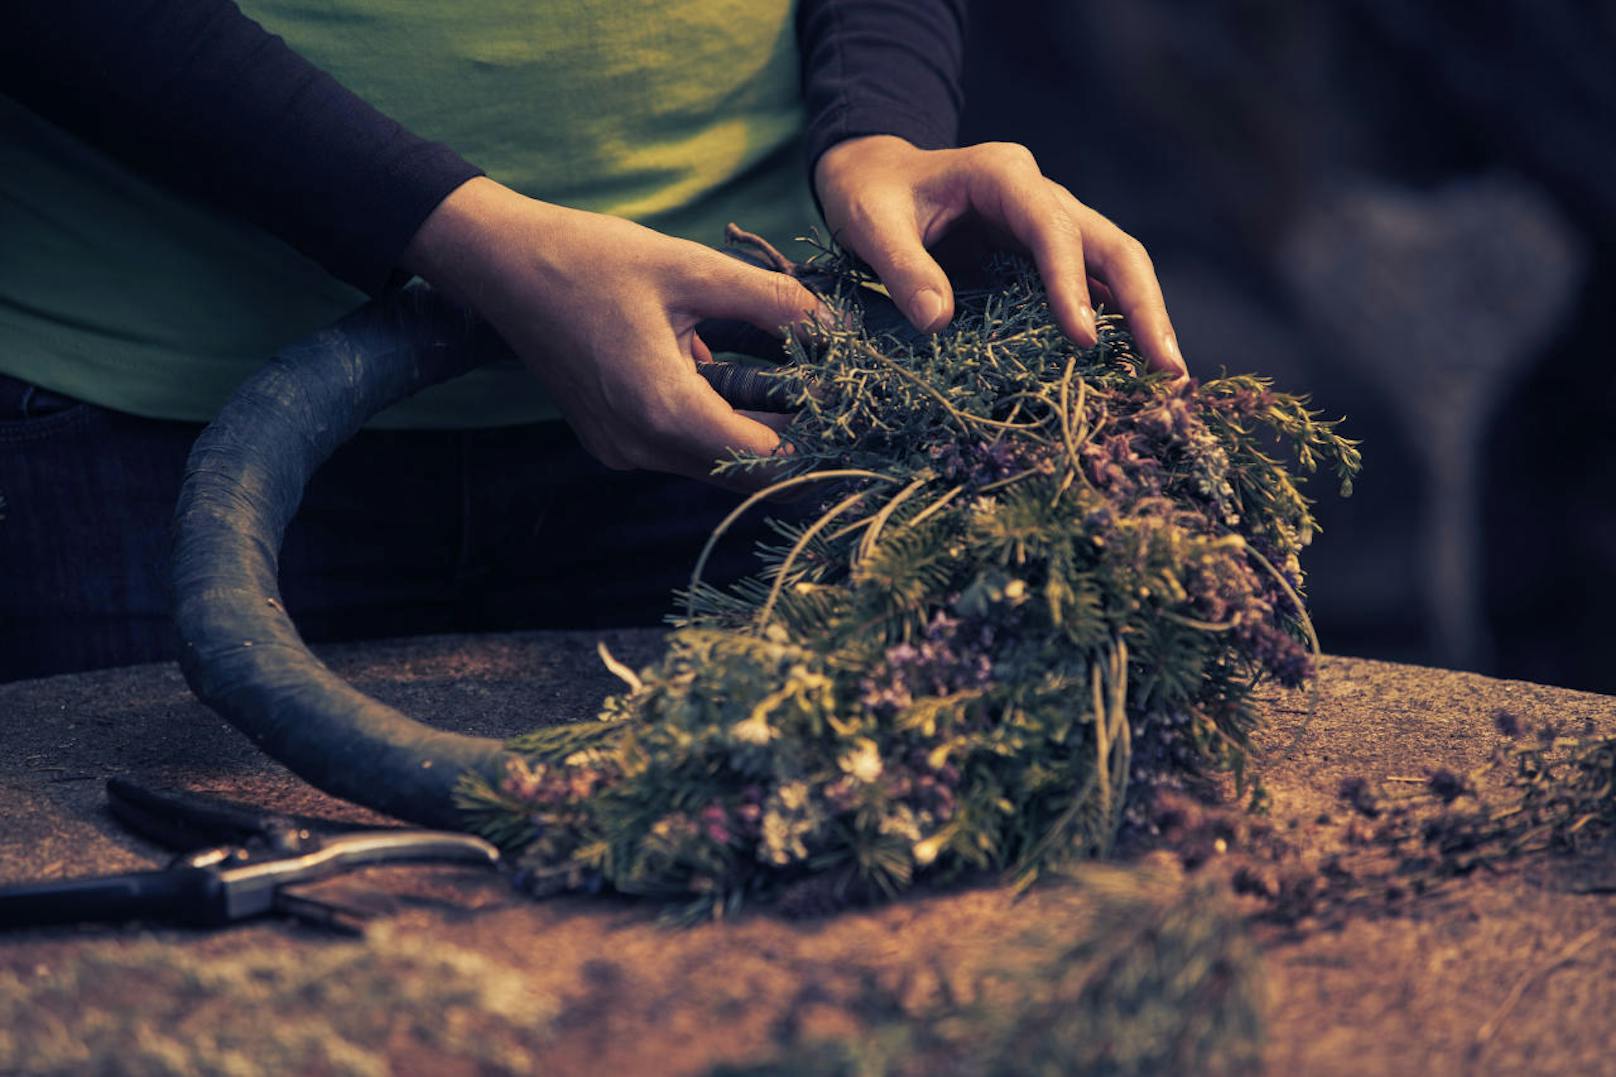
[843,198,954,332]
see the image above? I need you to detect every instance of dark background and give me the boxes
[960,1,1616,693]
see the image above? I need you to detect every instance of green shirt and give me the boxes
[0,0,816,428]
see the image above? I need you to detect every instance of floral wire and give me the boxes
[685,468,898,619]
[755,487,873,632]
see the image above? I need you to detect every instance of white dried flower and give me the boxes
[839,738,884,783]
[731,711,775,745]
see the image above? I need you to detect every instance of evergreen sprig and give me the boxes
[458,242,1360,918]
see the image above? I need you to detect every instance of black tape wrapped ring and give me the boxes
[170,281,813,828]
[171,283,521,827]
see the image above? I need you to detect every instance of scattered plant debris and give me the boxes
[1243,732,1616,927]
[708,865,1264,1077]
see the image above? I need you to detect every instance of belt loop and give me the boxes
[19,385,38,420]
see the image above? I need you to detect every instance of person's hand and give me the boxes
[814,135,1186,377]
[402,177,827,483]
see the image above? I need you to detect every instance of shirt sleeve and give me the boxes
[796,0,969,172]
[0,0,483,295]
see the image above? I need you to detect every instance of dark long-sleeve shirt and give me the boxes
[1,0,965,295]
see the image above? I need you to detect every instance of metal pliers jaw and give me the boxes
[0,779,500,933]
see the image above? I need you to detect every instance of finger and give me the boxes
[1087,276,1116,311]
[963,146,1096,346]
[625,325,794,486]
[837,189,956,332]
[740,409,797,435]
[623,361,784,473]
[1051,184,1186,377]
[668,385,794,489]
[688,255,832,337]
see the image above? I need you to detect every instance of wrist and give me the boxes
[813,134,920,204]
[400,176,551,306]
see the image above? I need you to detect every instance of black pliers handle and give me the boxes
[0,779,498,930]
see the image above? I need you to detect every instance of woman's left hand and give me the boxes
[814,135,1187,377]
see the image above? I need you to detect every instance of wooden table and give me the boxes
[3,632,1612,1074]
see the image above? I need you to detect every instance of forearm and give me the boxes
[796,0,968,176]
[399,177,577,321]
[1,0,481,294]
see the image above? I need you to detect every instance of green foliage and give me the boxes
[708,868,1264,1076]
[0,928,556,1075]
[459,243,1360,917]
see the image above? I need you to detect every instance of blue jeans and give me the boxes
[0,371,769,682]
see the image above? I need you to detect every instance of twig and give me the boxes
[862,342,1036,434]
[596,641,643,694]
[725,222,801,276]
[1473,926,1601,1049]
[686,469,897,619]
[756,487,872,631]
[977,467,1044,494]
[856,473,933,565]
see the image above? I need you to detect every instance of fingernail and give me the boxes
[821,302,853,331]
[913,289,946,330]
[1078,303,1098,342]
[1162,332,1186,371]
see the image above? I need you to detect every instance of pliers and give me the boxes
[0,778,499,934]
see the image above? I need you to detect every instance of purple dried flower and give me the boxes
[699,803,733,845]
[1236,622,1313,687]
[1338,776,1380,819]
[861,611,997,716]
[1426,769,1466,804]
[983,439,1018,475]
[823,775,860,812]
[929,438,1031,487]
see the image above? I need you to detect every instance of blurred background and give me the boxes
[960,1,1616,693]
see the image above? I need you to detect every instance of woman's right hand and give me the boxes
[402,177,828,483]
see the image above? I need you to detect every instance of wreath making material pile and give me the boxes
[460,248,1360,919]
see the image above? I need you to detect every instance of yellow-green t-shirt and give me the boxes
[0,0,816,428]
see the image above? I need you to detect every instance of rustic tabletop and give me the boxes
[2,631,1612,1074]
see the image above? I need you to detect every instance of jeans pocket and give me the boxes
[0,373,97,441]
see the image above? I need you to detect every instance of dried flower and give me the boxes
[457,243,1360,917]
